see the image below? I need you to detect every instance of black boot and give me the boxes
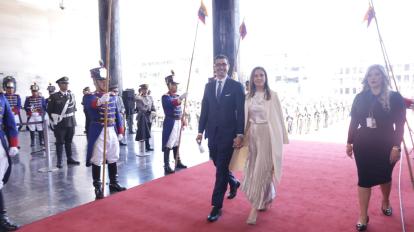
[92,164,104,200]
[145,139,153,151]
[55,143,63,168]
[108,163,126,193]
[173,147,187,169]
[163,148,175,174]
[0,190,18,231]
[38,131,44,146]
[65,143,80,165]
[30,131,35,147]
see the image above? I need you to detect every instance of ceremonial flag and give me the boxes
[239,21,247,40]
[198,1,208,24]
[363,6,375,27]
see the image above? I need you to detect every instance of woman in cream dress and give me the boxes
[241,66,289,224]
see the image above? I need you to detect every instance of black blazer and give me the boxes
[198,78,245,145]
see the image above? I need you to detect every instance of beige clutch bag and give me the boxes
[229,145,248,172]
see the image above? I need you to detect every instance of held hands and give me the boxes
[233,135,244,149]
[97,93,111,106]
[389,147,401,164]
[9,147,19,157]
[346,143,353,158]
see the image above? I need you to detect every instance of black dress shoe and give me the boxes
[382,207,392,216]
[175,161,187,169]
[164,166,175,175]
[356,216,369,231]
[67,159,80,165]
[0,216,19,231]
[145,148,154,152]
[109,182,127,192]
[227,181,240,199]
[207,207,222,222]
[56,164,63,169]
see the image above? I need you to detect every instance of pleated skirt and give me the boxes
[241,123,275,210]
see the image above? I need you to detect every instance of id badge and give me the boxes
[366,117,376,128]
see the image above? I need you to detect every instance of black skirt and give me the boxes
[353,128,395,188]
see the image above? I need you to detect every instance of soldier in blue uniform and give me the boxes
[161,73,188,174]
[84,67,126,199]
[47,77,80,168]
[0,92,20,231]
[24,83,47,146]
[3,77,22,131]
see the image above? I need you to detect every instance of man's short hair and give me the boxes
[214,54,229,63]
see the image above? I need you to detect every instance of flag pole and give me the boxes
[370,0,414,187]
[175,19,200,166]
[102,0,113,196]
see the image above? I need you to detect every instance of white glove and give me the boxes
[179,92,188,100]
[9,147,19,157]
[118,134,124,142]
[97,93,110,106]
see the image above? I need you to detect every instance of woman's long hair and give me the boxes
[248,66,271,100]
[362,64,391,111]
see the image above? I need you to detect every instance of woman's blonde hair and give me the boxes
[248,66,271,100]
[362,64,391,111]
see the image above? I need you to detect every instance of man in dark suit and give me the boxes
[196,54,245,222]
[47,76,80,168]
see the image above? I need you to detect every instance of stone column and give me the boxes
[98,0,122,90]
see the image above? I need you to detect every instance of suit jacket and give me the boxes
[198,78,245,145]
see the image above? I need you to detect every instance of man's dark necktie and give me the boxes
[216,80,222,100]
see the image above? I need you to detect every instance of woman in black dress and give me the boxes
[346,64,406,231]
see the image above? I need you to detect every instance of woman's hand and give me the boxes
[390,147,401,164]
[346,143,353,158]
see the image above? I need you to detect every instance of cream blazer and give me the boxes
[230,90,289,183]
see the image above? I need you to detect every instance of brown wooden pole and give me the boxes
[101,0,113,196]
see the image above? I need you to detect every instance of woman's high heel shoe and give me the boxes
[246,209,258,225]
[356,216,369,231]
[382,206,392,216]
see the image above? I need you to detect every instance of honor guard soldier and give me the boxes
[0,91,20,231]
[3,77,22,131]
[161,73,188,174]
[81,87,92,135]
[135,84,155,151]
[24,83,47,146]
[84,67,126,199]
[45,83,56,106]
[47,77,80,168]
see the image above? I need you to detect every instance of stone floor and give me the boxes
[4,126,210,226]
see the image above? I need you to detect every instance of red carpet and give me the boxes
[20,141,413,232]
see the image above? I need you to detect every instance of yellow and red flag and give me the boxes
[239,21,247,40]
[363,5,375,27]
[198,1,208,24]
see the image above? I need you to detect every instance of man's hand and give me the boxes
[346,144,353,158]
[9,147,19,157]
[233,135,244,148]
[196,133,203,144]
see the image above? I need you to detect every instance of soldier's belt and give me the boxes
[62,112,74,118]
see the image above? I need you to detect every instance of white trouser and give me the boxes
[91,127,120,166]
[0,143,8,190]
[28,112,43,131]
[165,120,181,149]
[13,114,20,126]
